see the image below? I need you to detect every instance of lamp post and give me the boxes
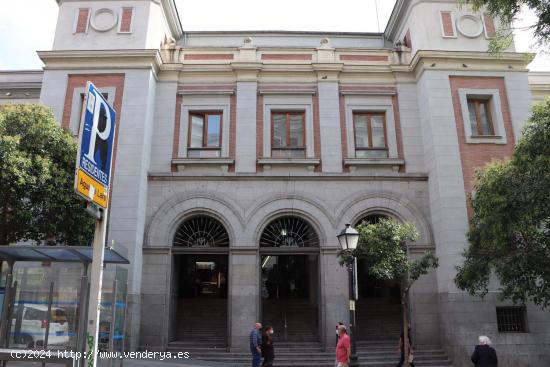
[337,223,360,367]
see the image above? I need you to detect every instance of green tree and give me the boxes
[0,104,95,246]
[456,100,550,307]
[461,0,550,54]
[338,218,438,367]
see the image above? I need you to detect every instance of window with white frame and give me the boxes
[458,88,507,144]
[187,111,223,158]
[353,112,388,158]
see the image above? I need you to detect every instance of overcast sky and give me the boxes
[0,0,548,71]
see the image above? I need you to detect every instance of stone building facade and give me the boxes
[1,0,550,366]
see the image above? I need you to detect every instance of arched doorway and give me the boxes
[259,216,320,342]
[354,214,403,341]
[169,215,230,348]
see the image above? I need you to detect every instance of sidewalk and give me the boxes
[121,357,233,367]
[2,357,234,367]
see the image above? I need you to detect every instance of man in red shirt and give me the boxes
[335,325,351,367]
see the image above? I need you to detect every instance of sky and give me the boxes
[0,0,548,71]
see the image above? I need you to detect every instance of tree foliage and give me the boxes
[0,104,95,246]
[462,0,550,49]
[455,100,550,307]
[337,218,439,292]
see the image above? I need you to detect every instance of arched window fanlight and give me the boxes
[355,214,388,227]
[173,215,229,247]
[260,216,319,247]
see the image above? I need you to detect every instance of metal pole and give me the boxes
[76,274,89,367]
[86,208,109,367]
[108,280,117,357]
[347,258,359,367]
[119,283,127,367]
[0,269,13,348]
[5,281,18,348]
[42,281,54,367]
[44,281,54,349]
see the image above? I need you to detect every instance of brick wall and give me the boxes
[449,76,515,215]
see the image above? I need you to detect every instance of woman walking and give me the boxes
[471,335,498,367]
[261,326,275,367]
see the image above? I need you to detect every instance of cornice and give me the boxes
[160,0,183,39]
[0,82,42,90]
[409,50,532,78]
[37,49,163,75]
[148,172,430,181]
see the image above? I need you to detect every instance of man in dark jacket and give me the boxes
[471,335,498,367]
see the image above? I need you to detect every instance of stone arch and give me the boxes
[335,191,433,246]
[246,194,335,248]
[145,192,244,247]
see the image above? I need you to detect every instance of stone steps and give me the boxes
[172,341,453,367]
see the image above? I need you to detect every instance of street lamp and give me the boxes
[337,223,360,367]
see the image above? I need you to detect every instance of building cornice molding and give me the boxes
[148,172,429,181]
[408,50,532,78]
[37,49,163,75]
[0,82,42,90]
[160,0,183,39]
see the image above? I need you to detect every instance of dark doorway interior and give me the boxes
[260,254,319,343]
[172,254,228,347]
[355,258,403,341]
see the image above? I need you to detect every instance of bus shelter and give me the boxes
[0,246,129,367]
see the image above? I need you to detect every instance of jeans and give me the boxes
[251,349,261,367]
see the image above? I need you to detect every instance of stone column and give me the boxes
[233,64,261,173]
[229,250,259,351]
[315,65,343,173]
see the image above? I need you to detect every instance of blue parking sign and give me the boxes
[75,82,116,208]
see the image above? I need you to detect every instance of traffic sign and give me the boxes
[74,82,116,209]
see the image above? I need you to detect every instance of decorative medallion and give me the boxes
[90,8,118,32]
[456,14,484,38]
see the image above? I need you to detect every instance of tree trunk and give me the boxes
[402,291,410,367]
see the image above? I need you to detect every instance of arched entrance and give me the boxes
[259,216,320,342]
[354,214,403,341]
[169,215,229,348]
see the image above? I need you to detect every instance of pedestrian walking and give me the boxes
[249,322,262,367]
[471,335,498,367]
[335,322,344,346]
[396,326,414,367]
[261,325,275,367]
[335,324,351,367]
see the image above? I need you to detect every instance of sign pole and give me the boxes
[74,82,117,367]
[86,208,108,367]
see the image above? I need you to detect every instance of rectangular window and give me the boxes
[75,92,108,136]
[353,112,388,158]
[188,112,222,158]
[467,98,495,136]
[496,306,528,333]
[271,111,305,158]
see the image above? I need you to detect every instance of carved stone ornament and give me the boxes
[89,8,118,32]
[456,14,484,38]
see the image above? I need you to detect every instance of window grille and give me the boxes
[496,306,528,333]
